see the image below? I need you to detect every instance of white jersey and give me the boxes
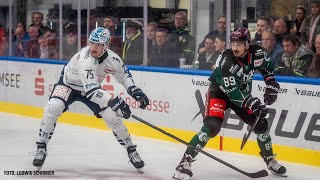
[63,46,135,93]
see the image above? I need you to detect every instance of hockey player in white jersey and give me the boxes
[32,27,149,172]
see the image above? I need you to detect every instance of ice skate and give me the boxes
[32,142,47,170]
[127,145,144,173]
[173,153,195,180]
[260,152,287,177]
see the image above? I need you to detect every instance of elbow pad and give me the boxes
[85,88,112,109]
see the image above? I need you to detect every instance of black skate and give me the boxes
[32,142,47,170]
[173,153,195,180]
[127,145,144,173]
[260,152,287,177]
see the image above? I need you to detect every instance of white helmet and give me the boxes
[88,27,111,47]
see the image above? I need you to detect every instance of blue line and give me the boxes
[1,56,319,85]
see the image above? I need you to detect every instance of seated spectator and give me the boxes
[274,34,313,77]
[307,34,320,77]
[63,25,78,60]
[103,16,122,56]
[289,6,306,38]
[149,28,178,67]
[0,37,8,56]
[251,16,271,45]
[12,25,29,57]
[273,18,288,47]
[261,29,283,64]
[23,25,40,58]
[38,35,57,59]
[198,15,226,54]
[122,19,143,65]
[43,28,59,56]
[198,34,225,70]
[170,11,195,65]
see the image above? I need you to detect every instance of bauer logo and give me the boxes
[35,69,45,96]
[191,79,210,87]
[295,88,320,97]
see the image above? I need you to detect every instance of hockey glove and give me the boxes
[127,86,149,109]
[244,96,268,118]
[108,96,131,119]
[264,81,280,105]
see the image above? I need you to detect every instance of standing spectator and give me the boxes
[170,11,195,65]
[300,0,320,50]
[63,25,78,61]
[198,15,226,54]
[274,34,313,77]
[23,25,40,58]
[273,18,288,46]
[251,16,271,45]
[103,16,122,56]
[30,12,46,35]
[149,28,178,67]
[261,29,283,64]
[198,34,225,70]
[307,34,320,77]
[122,19,143,65]
[147,22,158,56]
[289,6,306,38]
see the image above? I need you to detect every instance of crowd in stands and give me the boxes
[1,1,320,78]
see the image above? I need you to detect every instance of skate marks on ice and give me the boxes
[0,112,320,180]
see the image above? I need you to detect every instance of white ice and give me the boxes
[0,112,319,180]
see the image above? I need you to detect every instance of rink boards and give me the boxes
[0,58,319,167]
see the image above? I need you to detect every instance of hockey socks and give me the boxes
[185,127,212,159]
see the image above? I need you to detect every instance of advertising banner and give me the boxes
[0,59,319,151]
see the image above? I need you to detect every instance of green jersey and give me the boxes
[209,45,275,107]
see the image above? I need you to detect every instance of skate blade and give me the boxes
[136,168,143,173]
[271,171,288,177]
[173,171,191,180]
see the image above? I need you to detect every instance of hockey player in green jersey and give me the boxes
[173,27,287,180]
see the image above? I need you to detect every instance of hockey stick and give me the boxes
[240,102,267,150]
[131,114,268,178]
[240,111,262,150]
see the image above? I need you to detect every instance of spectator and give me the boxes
[198,34,225,70]
[147,22,158,56]
[30,12,46,35]
[261,29,283,64]
[198,15,226,54]
[103,16,122,56]
[274,34,313,77]
[122,19,143,65]
[12,26,29,57]
[0,37,8,56]
[38,35,57,59]
[170,11,195,65]
[63,25,78,60]
[43,28,59,58]
[307,34,320,77]
[23,25,40,58]
[149,28,178,67]
[13,22,30,41]
[251,16,272,45]
[300,0,320,51]
[289,6,306,38]
[273,18,288,46]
